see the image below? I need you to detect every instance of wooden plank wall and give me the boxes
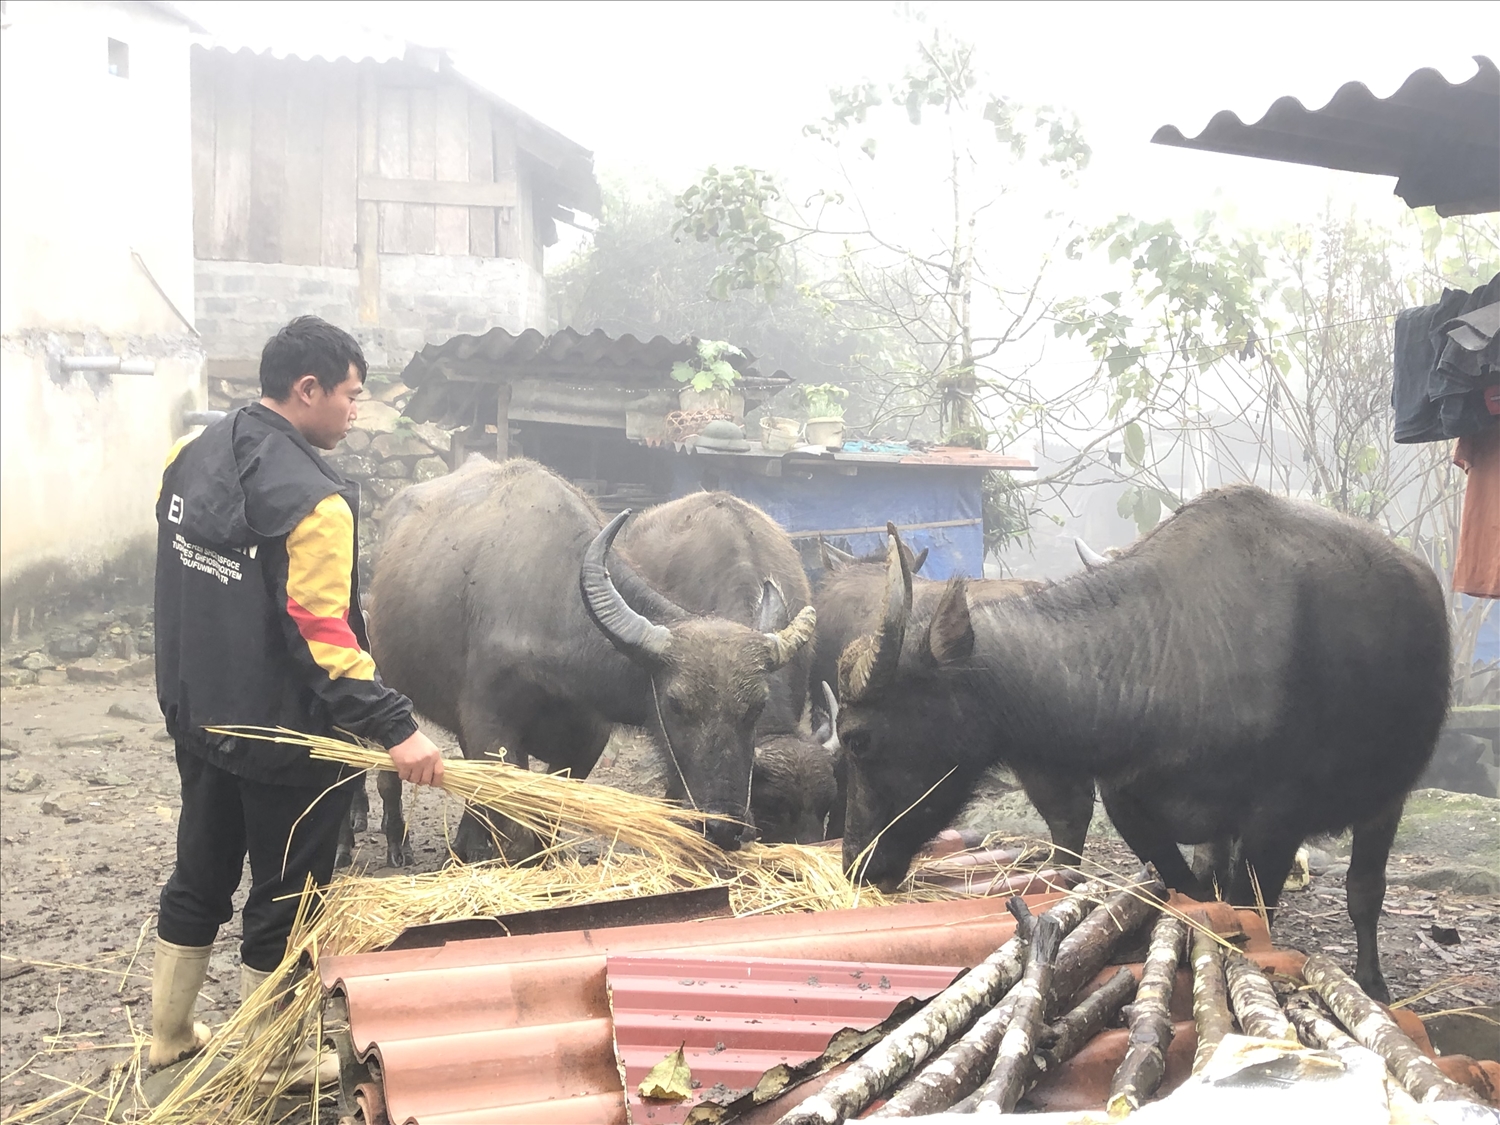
[191,49,532,269]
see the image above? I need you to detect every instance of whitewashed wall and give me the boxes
[0,1,205,613]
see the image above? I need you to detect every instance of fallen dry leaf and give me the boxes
[638,1042,692,1102]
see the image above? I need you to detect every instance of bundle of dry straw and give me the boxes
[207,724,730,866]
[120,728,962,1124]
[133,850,948,1124]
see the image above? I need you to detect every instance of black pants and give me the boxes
[157,746,354,971]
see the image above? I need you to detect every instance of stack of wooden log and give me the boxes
[774,874,1493,1123]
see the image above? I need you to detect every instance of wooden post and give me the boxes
[496,382,512,460]
[356,66,380,324]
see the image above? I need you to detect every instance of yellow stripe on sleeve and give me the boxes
[286,494,356,619]
[285,493,376,681]
[157,431,200,500]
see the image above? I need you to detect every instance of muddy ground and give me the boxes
[2,675,1497,1118]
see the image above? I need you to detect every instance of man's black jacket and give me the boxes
[154,404,416,787]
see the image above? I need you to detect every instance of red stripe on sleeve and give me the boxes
[286,597,361,650]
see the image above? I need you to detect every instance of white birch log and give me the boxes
[773,894,1040,1125]
[790,883,1114,1125]
[1037,965,1137,1068]
[969,912,1064,1114]
[1302,953,1483,1105]
[1105,912,1187,1116]
[1224,951,1298,1043]
[908,877,1165,1118]
[1189,928,1234,1073]
[1283,989,1359,1052]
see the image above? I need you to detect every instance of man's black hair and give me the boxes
[259,316,368,401]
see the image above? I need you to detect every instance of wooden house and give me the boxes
[190,42,599,391]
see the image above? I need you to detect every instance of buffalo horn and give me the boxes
[763,605,817,670]
[756,578,790,632]
[1075,537,1109,570]
[820,537,858,572]
[820,680,841,752]
[840,524,913,700]
[580,510,672,659]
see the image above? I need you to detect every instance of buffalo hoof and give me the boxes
[452,837,496,865]
[350,806,368,834]
[334,845,352,870]
[498,829,544,868]
[385,839,415,868]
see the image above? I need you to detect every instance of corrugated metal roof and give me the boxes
[607,954,961,1124]
[403,328,762,389]
[1152,56,1499,217]
[321,893,1067,1125]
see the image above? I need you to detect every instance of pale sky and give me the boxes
[177,0,1494,239]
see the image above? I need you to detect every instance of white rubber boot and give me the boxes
[148,939,213,1070]
[238,964,275,1036]
[239,963,337,1093]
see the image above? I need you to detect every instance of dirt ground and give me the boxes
[2,676,1497,1118]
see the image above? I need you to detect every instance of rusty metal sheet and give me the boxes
[1153,56,1499,217]
[323,894,1064,1125]
[385,886,734,950]
[606,954,962,1124]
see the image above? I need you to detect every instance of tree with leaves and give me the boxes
[549,178,865,396]
[673,21,1090,449]
[1039,206,1497,679]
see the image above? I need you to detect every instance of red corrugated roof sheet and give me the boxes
[321,893,1067,1125]
[606,954,961,1124]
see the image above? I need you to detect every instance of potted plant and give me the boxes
[671,339,745,421]
[798,383,848,449]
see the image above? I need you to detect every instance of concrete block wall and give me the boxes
[196,253,547,383]
[184,250,547,598]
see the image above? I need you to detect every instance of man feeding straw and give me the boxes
[149,316,445,1084]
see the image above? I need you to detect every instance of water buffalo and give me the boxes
[367,458,815,862]
[835,486,1448,1001]
[622,492,835,843]
[623,492,813,737]
[748,731,838,844]
[811,544,1083,849]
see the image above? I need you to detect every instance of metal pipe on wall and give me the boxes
[58,356,155,375]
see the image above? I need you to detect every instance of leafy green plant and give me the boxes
[670,339,744,394]
[797,382,848,418]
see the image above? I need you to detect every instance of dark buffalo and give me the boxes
[835,486,1448,1001]
[623,492,813,737]
[748,731,838,845]
[622,492,835,844]
[367,458,815,862]
[811,544,1086,850]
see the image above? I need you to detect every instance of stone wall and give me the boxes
[326,400,457,588]
[196,253,548,380]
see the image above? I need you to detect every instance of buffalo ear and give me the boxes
[923,578,974,665]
